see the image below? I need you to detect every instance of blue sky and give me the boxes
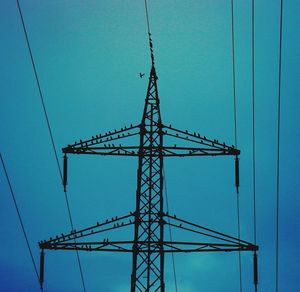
[1,0,299,291]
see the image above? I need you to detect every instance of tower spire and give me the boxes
[144,0,155,66]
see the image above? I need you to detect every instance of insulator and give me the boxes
[253,252,258,286]
[235,156,240,193]
[39,250,45,289]
[63,154,68,192]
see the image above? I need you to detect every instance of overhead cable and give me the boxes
[251,1,259,290]
[230,1,243,291]
[276,1,284,291]
[0,153,42,291]
[16,1,86,291]
[163,167,178,292]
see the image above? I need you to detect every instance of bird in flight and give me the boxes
[139,73,145,78]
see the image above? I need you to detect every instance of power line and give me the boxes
[144,0,155,65]
[231,0,238,148]
[236,193,243,292]
[276,1,284,291]
[16,0,62,180]
[230,1,243,291]
[16,1,86,291]
[251,1,259,291]
[251,0,257,248]
[163,167,178,292]
[0,153,42,291]
[144,0,151,35]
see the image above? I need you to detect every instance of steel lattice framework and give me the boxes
[131,66,165,291]
[38,4,259,287]
[39,63,258,291]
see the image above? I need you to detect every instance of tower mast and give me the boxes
[131,64,165,290]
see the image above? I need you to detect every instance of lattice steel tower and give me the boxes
[39,3,258,291]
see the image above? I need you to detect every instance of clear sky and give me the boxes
[1,0,299,291]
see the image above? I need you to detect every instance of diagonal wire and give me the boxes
[163,167,178,292]
[144,0,155,65]
[16,0,62,180]
[144,0,151,35]
[251,1,258,291]
[231,0,238,148]
[251,0,257,248]
[0,153,43,291]
[230,1,243,291]
[276,1,284,291]
[16,1,86,291]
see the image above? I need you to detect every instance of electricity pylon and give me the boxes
[39,29,258,292]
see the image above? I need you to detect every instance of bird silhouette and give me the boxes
[139,73,145,78]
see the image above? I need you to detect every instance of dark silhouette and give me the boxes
[38,2,259,291]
